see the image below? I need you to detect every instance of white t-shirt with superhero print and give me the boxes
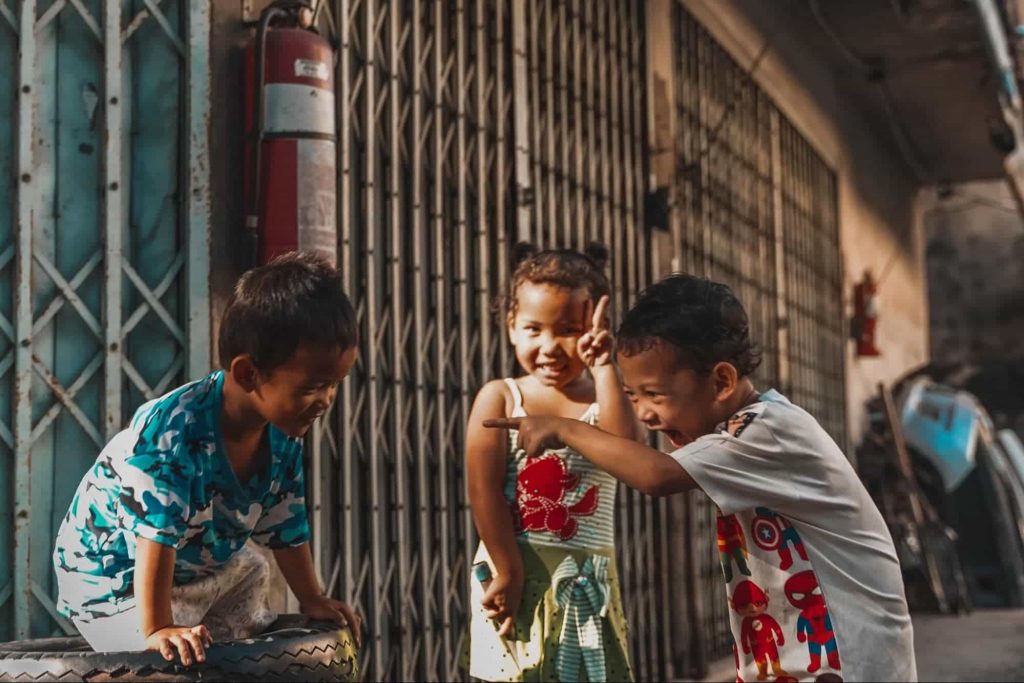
[671,390,916,683]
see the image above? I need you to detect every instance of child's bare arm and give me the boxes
[466,380,523,636]
[270,543,322,604]
[579,295,636,440]
[592,364,638,440]
[273,544,362,646]
[485,416,698,497]
[136,537,211,665]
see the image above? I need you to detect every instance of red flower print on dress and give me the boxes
[516,454,598,540]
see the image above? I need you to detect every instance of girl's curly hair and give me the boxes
[500,241,611,319]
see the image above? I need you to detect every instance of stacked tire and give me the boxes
[0,616,358,682]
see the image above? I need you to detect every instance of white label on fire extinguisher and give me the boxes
[264,84,335,136]
[296,139,337,266]
[295,58,329,81]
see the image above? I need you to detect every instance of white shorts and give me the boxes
[73,544,276,652]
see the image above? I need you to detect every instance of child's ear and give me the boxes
[229,355,260,392]
[711,361,739,402]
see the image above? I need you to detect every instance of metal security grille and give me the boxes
[778,117,846,450]
[515,4,675,680]
[305,1,673,680]
[670,2,846,668]
[0,0,210,639]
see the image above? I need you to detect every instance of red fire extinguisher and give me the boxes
[852,270,881,357]
[245,1,336,266]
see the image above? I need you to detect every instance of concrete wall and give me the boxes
[680,0,931,447]
[922,180,1024,365]
[208,1,267,366]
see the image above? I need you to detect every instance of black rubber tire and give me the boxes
[0,615,358,682]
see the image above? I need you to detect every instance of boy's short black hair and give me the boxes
[218,251,358,371]
[617,274,762,376]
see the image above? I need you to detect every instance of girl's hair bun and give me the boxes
[511,241,539,268]
[584,241,610,269]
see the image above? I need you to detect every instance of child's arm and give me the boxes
[136,537,212,665]
[592,364,638,440]
[579,296,636,440]
[466,380,524,637]
[484,415,698,496]
[273,543,362,646]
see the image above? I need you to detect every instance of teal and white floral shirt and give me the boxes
[54,371,310,621]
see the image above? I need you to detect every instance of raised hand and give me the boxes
[576,295,613,367]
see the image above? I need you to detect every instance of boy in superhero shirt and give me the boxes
[485,274,916,682]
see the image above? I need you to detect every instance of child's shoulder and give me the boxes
[718,390,841,456]
[129,371,222,443]
[472,378,515,416]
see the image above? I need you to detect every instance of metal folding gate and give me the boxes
[305,1,675,680]
[0,0,210,640]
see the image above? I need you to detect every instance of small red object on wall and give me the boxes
[852,270,881,357]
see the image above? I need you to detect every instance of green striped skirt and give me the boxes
[464,542,633,682]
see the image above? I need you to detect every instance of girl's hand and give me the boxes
[577,295,613,367]
[483,416,570,457]
[480,569,524,637]
[301,595,363,647]
[145,624,212,666]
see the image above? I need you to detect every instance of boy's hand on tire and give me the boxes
[145,625,212,666]
[301,595,363,648]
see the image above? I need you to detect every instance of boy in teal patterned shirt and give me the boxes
[54,252,361,665]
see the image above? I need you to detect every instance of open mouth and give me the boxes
[660,429,687,448]
[535,362,567,378]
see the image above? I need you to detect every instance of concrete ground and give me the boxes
[912,609,1024,682]
[691,609,1024,682]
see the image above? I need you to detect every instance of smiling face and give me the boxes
[249,343,358,438]
[618,340,736,449]
[508,282,590,388]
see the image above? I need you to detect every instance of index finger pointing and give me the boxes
[483,418,520,430]
[592,295,610,331]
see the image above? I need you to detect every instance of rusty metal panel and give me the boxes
[0,0,16,641]
[3,0,210,638]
